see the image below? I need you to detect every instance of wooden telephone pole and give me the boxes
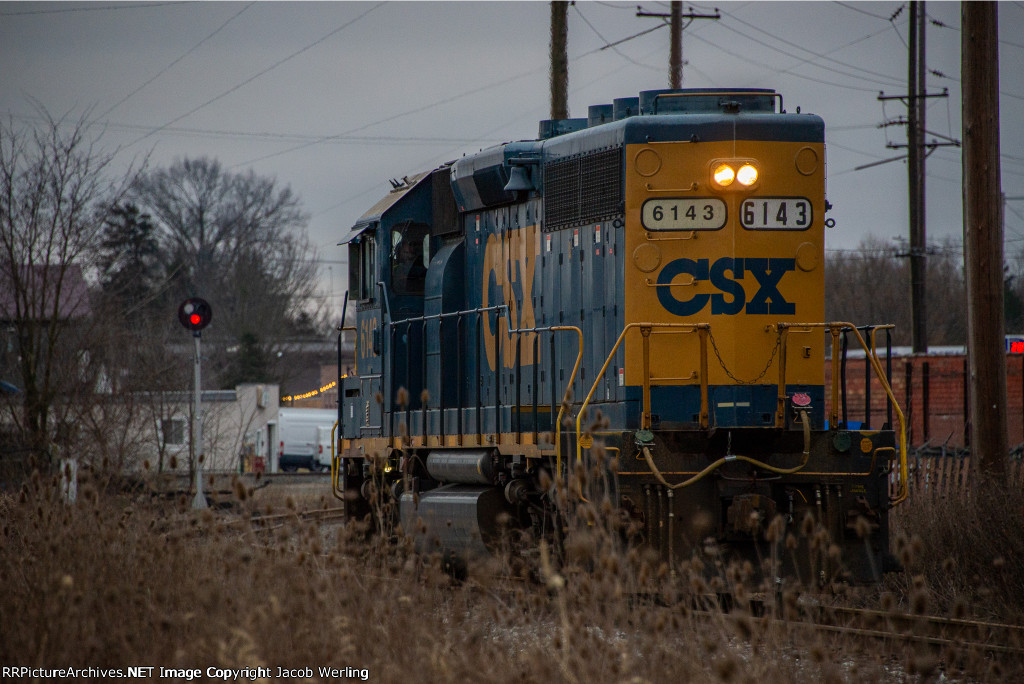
[962,2,1008,478]
[908,0,928,354]
[879,2,947,353]
[879,2,958,354]
[637,3,719,88]
[550,1,569,120]
[670,1,682,89]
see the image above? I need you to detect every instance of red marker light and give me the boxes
[190,313,201,325]
[791,392,812,407]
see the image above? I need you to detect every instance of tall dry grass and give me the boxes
[0,466,1016,683]
[888,482,1024,622]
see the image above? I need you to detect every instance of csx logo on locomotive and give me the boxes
[656,257,797,316]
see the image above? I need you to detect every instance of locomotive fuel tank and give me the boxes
[399,485,515,556]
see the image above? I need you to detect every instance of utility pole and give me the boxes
[962,1,1007,478]
[670,1,682,89]
[909,0,927,354]
[637,3,719,87]
[879,1,952,354]
[550,1,569,120]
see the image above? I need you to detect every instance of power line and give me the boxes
[310,44,661,224]
[828,139,894,159]
[95,3,255,122]
[5,111,487,147]
[598,23,668,52]
[712,9,905,88]
[835,2,898,22]
[574,4,662,72]
[682,30,884,94]
[123,2,384,149]
[925,13,1024,52]
[725,5,905,84]
[928,68,1024,103]
[309,41,652,224]
[231,62,545,169]
[310,36,668,224]
[0,2,188,16]
[237,8,693,171]
[830,123,886,132]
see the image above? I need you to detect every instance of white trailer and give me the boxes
[277,408,337,472]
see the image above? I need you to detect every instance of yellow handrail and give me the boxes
[574,320,908,505]
[548,326,583,481]
[576,322,709,468]
[333,324,356,502]
[776,322,909,505]
[330,420,342,502]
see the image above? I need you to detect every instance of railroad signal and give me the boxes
[177,297,211,509]
[178,298,212,332]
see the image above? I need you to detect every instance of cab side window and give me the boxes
[348,232,377,301]
[390,222,430,296]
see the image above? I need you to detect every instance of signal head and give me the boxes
[178,297,212,332]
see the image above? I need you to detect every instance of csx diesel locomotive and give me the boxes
[333,88,908,585]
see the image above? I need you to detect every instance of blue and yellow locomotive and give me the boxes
[334,88,907,584]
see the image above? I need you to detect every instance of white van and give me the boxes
[316,425,336,471]
[277,408,337,472]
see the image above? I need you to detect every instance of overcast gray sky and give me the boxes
[2,1,1022,307]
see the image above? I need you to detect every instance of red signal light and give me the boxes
[178,298,212,332]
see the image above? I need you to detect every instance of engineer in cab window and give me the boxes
[392,229,428,295]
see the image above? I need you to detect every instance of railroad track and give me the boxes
[247,506,347,530]
[145,497,1024,658]
[686,597,1024,657]
[467,572,1024,659]
[788,604,1024,656]
[157,505,347,540]
[125,470,330,496]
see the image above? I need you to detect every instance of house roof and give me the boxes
[0,263,90,321]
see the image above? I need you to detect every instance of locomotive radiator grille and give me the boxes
[544,148,622,230]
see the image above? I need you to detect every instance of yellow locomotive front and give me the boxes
[594,89,904,584]
[621,90,825,431]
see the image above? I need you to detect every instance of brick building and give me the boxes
[826,347,1024,450]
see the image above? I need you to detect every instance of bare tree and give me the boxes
[129,157,322,388]
[0,110,134,463]
[825,235,967,347]
[924,238,968,345]
[825,236,910,340]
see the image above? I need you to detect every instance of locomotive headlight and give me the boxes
[737,164,758,186]
[713,164,735,187]
[710,159,759,190]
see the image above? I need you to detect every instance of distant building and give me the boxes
[0,263,90,394]
[131,383,281,473]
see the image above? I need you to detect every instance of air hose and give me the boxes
[641,410,811,489]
